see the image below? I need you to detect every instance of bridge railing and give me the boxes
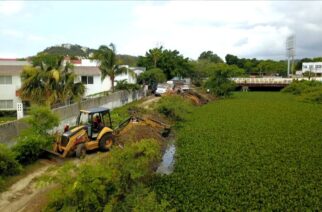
[230,77,322,84]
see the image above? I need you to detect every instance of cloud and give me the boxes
[0,29,46,42]
[125,1,322,60]
[0,1,24,15]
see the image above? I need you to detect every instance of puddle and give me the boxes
[156,140,176,175]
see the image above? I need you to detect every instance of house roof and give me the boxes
[73,66,100,76]
[0,64,101,76]
[0,65,24,75]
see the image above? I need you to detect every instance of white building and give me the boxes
[302,62,322,75]
[0,58,145,111]
[0,60,29,111]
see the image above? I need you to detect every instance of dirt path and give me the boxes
[140,96,160,109]
[0,160,54,212]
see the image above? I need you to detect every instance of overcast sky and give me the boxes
[0,1,321,60]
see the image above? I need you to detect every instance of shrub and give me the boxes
[299,87,322,104]
[204,68,236,97]
[13,106,59,165]
[13,133,53,165]
[109,184,173,212]
[0,144,22,176]
[282,80,322,103]
[45,139,163,211]
[157,95,193,121]
[115,79,141,91]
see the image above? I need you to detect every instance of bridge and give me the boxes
[231,77,322,91]
[232,78,292,88]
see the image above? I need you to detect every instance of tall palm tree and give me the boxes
[19,54,85,106]
[93,43,135,92]
[148,47,163,68]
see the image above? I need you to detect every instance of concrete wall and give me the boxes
[0,89,145,146]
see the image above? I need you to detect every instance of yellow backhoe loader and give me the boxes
[46,107,170,158]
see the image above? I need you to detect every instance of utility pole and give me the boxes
[286,35,295,78]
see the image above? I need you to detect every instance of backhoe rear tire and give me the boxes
[76,143,86,159]
[99,133,114,152]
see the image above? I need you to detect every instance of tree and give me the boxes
[198,51,223,63]
[137,47,192,80]
[137,68,166,90]
[256,60,287,76]
[203,64,243,97]
[149,47,163,68]
[13,105,59,164]
[93,43,134,92]
[204,68,236,97]
[19,54,85,106]
[225,54,239,65]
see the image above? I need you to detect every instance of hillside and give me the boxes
[39,44,96,58]
[38,44,138,65]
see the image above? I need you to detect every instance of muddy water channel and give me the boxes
[157,139,176,175]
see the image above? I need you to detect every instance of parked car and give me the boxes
[181,84,190,91]
[155,84,168,96]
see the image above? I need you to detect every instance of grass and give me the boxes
[154,92,322,211]
[0,116,16,124]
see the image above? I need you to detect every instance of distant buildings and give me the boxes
[302,62,322,75]
[0,58,145,111]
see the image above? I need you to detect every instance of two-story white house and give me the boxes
[0,58,145,111]
[0,60,29,111]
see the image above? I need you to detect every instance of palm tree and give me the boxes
[93,43,135,92]
[148,46,163,68]
[19,54,85,106]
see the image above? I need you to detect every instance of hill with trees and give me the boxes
[38,44,138,65]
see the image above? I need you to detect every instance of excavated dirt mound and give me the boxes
[115,123,166,145]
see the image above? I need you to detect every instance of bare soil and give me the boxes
[139,95,161,109]
[0,160,54,212]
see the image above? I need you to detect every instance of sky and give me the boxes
[0,1,322,60]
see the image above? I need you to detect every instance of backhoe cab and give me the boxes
[51,107,114,158]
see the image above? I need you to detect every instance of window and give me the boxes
[81,76,94,84]
[303,65,308,69]
[315,65,322,69]
[0,76,12,84]
[0,100,13,109]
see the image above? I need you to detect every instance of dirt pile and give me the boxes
[115,124,164,145]
[114,114,170,146]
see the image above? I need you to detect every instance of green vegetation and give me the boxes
[39,44,138,65]
[13,106,59,165]
[203,64,241,97]
[40,44,96,58]
[156,95,193,122]
[137,68,167,90]
[198,51,224,64]
[0,144,22,190]
[115,80,141,92]
[137,46,192,79]
[0,116,16,124]
[282,80,322,103]
[154,92,322,210]
[19,54,85,106]
[44,139,172,211]
[225,54,287,76]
